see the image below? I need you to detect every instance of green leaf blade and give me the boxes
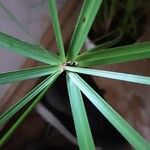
[0,32,60,65]
[66,74,95,150]
[67,0,102,61]
[77,42,150,67]
[0,65,59,84]
[0,86,49,147]
[65,66,150,85]
[48,0,65,62]
[86,32,123,53]
[0,71,60,126]
[68,72,150,150]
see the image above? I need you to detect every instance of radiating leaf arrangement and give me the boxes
[0,0,150,149]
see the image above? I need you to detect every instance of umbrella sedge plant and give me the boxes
[0,0,150,149]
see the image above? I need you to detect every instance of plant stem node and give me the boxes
[66,61,78,67]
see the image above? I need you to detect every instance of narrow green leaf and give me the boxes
[65,66,150,85]
[0,86,50,147]
[108,0,117,22]
[48,0,65,62]
[0,71,60,125]
[86,32,123,52]
[0,65,59,84]
[123,0,135,27]
[67,0,102,61]
[66,74,95,150]
[77,42,150,67]
[0,32,61,65]
[92,29,120,44]
[67,72,150,150]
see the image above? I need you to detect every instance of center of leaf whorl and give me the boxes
[66,61,78,67]
[60,61,78,72]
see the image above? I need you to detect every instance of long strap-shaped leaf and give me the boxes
[0,32,60,65]
[67,0,102,61]
[66,74,95,150]
[65,66,150,85]
[48,0,65,63]
[0,65,58,84]
[77,42,150,67]
[67,72,150,150]
[0,86,50,147]
[0,71,60,125]
[86,32,123,52]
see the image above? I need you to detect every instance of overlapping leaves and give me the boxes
[0,0,150,149]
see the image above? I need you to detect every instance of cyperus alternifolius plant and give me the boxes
[0,0,150,149]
